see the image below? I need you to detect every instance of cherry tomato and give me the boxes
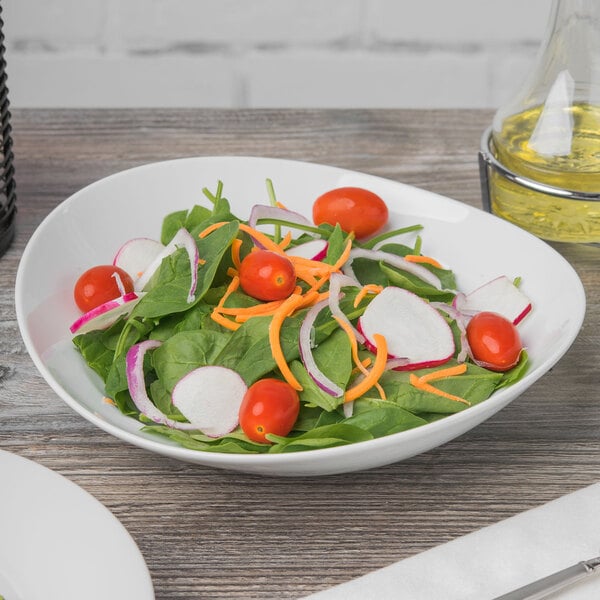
[313,187,388,239]
[239,378,300,443]
[466,311,522,372]
[74,265,134,313]
[239,250,296,301]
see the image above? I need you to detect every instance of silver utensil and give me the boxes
[493,555,600,599]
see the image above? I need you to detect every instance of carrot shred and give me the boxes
[211,311,241,331]
[417,363,467,383]
[210,275,243,331]
[275,201,288,210]
[278,231,293,250]
[197,258,207,266]
[238,223,287,255]
[268,293,306,391]
[409,363,470,405]
[198,221,228,239]
[331,238,353,271]
[334,316,386,400]
[353,284,384,308]
[231,238,243,270]
[344,333,388,403]
[103,396,116,406]
[404,254,443,269]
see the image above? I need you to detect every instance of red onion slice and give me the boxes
[299,299,345,397]
[248,204,317,232]
[328,272,365,344]
[125,340,197,430]
[347,248,443,290]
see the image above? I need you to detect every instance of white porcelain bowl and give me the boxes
[15,157,586,476]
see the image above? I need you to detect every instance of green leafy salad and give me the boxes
[70,181,531,454]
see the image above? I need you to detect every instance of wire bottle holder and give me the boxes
[0,3,15,258]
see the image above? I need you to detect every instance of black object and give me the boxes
[0,3,15,258]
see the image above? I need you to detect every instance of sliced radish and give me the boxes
[113,237,165,281]
[126,340,197,430]
[346,248,443,290]
[171,366,248,438]
[299,299,345,397]
[286,239,328,261]
[135,228,199,303]
[358,287,454,370]
[70,292,143,334]
[454,276,532,325]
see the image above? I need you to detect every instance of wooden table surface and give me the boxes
[1,108,599,599]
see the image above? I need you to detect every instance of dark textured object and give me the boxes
[0,4,15,257]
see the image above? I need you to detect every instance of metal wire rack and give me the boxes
[0,3,15,257]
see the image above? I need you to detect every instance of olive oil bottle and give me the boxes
[485,0,600,243]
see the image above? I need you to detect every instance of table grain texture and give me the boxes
[1,109,599,599]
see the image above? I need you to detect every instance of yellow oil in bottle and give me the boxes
[490,102,600,243]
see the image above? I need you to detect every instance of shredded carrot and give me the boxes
[211,310,241,331]
[231,238,243,270]
[210,275,242,331]
[404,254,443,269]
[269,293,306,391]
[334,316,386,400]
[197,258,207,266]
[278,231,293,250]
[103,396,116,406]
[417,363,467,383]
[331,238,353,271]
[226,267,239,278]
[409,363,470,405]
[238,223,287,255]
[198,221,228,239]
[353,284,384,308]
[275,201,288,210]
[344,333,388,403]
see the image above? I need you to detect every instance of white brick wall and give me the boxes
[1,0,551,109]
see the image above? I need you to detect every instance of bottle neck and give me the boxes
[540,0,600,95]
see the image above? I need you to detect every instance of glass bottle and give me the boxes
[483,0,600,243]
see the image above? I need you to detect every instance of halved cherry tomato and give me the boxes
[239,250,296,301]
[466,311,522,372]
[74,265,134,313]
[239,378,300,443]
[313,187,388,239]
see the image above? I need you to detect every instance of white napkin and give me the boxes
[300,483,600,600]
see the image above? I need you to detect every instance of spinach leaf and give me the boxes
[161,205,213,245]
[346,398,427,436]
[152,329,232,392]
[267,423,373,452]
[130,220,239,319]
[380,362,502,414]
[72,317,126,381]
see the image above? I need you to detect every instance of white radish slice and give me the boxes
[454,276,532,325]
[346,248,443,290]
[126,340,197,430]
[358,287,454,370]
[135,228,199,302]
[171,366,248,438]
[113,237,165,281]
[299,299,345,397]
[70,292,144,334]
[285,239,328,261]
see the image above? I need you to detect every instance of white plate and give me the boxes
[0,450,154,600]
[15,156,586,476]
